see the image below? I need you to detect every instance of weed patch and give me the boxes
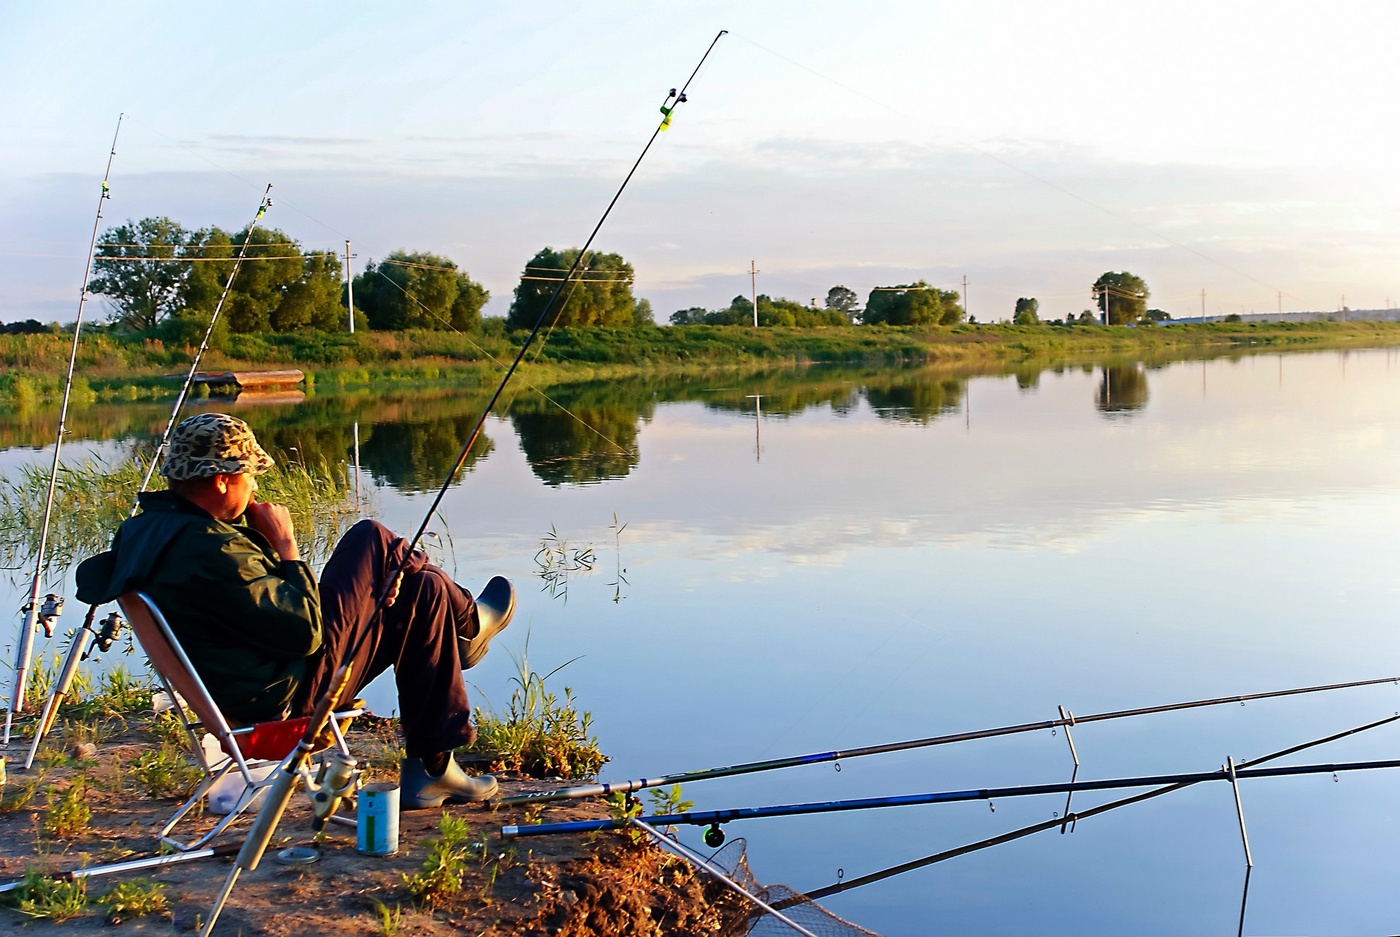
[467,640,607,779]
[0,870,87,921]
[127,742,201,798]
[96,879,169,924]
[41,776,91,839]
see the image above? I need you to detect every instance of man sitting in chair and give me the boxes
[76,412,511,808]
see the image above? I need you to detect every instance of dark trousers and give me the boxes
[291,520,478,758]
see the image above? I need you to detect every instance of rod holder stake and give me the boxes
[1226,756,1254,868]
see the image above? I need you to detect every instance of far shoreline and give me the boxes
[3,319,1400,406]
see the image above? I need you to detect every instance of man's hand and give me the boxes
[385,571,404,607]
[245,501,300,562]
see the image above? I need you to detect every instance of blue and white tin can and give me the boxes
[357,782,400,856]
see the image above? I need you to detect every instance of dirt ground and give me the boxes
[0,718,744,935]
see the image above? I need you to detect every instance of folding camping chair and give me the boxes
[117,591,362,852]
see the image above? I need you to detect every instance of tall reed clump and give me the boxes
[0,454,360,571]
[467,640,607,779]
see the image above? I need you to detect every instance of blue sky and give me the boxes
[4,1,1399,323]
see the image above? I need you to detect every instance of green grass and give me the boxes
[96,879,169,924]
[402,812,477,907]
[126,741,201,799]
[0,870,88,922]
[466,639,607,779]
[4,320,1400,403]
[41,776,91,839]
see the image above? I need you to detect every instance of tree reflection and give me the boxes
[509,387,645,487]
[358,416,493,490]
[1096,365,1150,414]
[865,372,965,424]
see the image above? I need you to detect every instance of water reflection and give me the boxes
[865,371,965,425]
[507,384,648,487]
[1096,364,1150,414]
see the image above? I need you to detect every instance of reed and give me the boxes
[0,454,360,572]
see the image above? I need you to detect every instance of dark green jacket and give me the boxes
[75,490,322,724]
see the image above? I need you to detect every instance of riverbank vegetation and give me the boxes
[3,319,1399,408]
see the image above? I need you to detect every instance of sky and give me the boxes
[3,0,1399,325]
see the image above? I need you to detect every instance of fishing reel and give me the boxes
[703,823,725,848]
[83,610,126,659]
[306,751,359,832]
[22,594,65,638]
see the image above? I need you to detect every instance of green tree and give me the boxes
[862,282,964,326]
[353,251,488,331]
[825,285,860,322]
[277,251,346,332]
[507,247,635,329]
[1019,295,1041,324]
[90,217,192,330]
[1092,271,1149,325]
[669,306,707,325]
[632,297,655,326]
[1013,297,1040,325]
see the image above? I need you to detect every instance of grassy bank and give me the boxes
[3,320,1399,405]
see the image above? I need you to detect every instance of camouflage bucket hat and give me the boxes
[161,413,274,481]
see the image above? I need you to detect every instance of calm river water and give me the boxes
[5,347,1400,935]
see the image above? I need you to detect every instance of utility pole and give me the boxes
[749,260,760,327]
[1277,292,1282,319]
[345,240,356,334]
[962,274,969,322]
[1200,289,1206,323]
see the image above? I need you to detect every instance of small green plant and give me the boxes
[646,784,694,837]
[71,665,151,719]
[467,638,607,779]
[368,897,404,936]
[0,870,88,921]
[143,709,189,748]
[534,524,595,602]
[647,783,693,816]
[128,741,201,798]
[402,812,479,907]
[96,879,168,924]
[606,792,646,844]
[41,777,91,839]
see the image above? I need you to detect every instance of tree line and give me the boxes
[86,215,1166,336]
[87,217,652,337]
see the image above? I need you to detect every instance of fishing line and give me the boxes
[5,114,123,746]
[203,34,730,933]
[728,32,1316,312]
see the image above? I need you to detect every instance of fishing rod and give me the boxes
[5,116,123,747]
[502,753,1400,839]
[20,185,275,768]
[200,31,729,937]
[497,672,1400,806]
[0,842,240,895]
[786,712,1400,905]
